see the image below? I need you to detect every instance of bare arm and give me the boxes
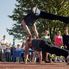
[1,42,8,46]
[41,36,44,39]
[24,41,29,64]
[49,37,51,42]
[54,36,60,47]
[6,48,11,50]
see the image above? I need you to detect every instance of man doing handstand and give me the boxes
[21,4,69,39]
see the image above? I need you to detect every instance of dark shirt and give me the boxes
[23,12,39,26]
[63,34,69,47]
[32,39,42,51]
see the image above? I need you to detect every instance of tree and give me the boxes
[7,0,69,42]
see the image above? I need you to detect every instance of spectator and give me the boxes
[10,44,13,62]
[15,44,21,62]
[6,45,11,62]
[21,40,26,62]
[41,30,51,41]
[41,30,51,63]
[9,43,12,47]
[63,27,69,50]
[54,31,63,62]
[21,37,29,49]
[21,40,26,50]
[0,35,8,62]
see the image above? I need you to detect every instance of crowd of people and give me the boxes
[0,27,69,64]
[0,35,25,62]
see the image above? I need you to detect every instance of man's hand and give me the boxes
[1,42,8,46]
[64,45,67,49]
[58,45,61,47]
[5,43,8,46]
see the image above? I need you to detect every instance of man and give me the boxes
[21,4,69,39]
[24,38,69,64]
[15,44,21,62]
[63,27,69,50]
[0,35,8,62]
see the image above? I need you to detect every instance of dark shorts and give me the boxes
[22,12,40,26]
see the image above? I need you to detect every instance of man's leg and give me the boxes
[6,52,8,62]
[22,20,32,37]
[39,40,68,58]
[31,4,69,24]
[1,49,5,62]
[39,40,69,64]
[42,50,46,61]
[31,23,39,38]
[40,11,69,24]
[45,52,48,61]
[8,52,11,62]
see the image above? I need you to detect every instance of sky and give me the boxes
[0,0,21,45]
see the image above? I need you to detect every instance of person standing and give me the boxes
[63,27,69,50]
[6,45,11,62]
[41,30,51,63]
[15,44,21,62]
[54,31,63,62]
[0,35,8,62]
[21,40,26,62]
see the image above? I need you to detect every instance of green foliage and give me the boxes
[7,0,69,42]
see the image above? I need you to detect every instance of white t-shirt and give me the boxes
[15,47,21,51]
[6,46,11,53]
[0,39,8,49]
[21,40,26,49]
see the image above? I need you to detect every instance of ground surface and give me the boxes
[0,62,69,69]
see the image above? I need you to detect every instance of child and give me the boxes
[15,44,21,62]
